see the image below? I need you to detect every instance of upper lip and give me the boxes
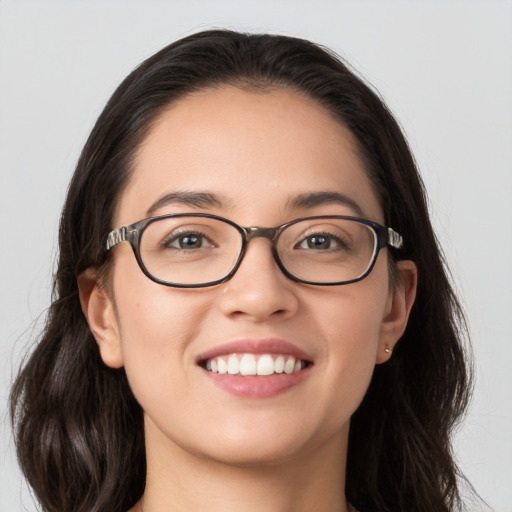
[196,338,313,364]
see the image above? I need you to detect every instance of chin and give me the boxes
[198,435,311,468]
[188,413,341,468]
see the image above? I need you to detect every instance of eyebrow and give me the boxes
[146,189,365,218]
[286,191,365,217]
[146,191,227,217]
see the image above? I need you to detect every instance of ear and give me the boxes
[78,269,124,368]
[376,260,417,364]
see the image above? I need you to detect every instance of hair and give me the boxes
[10,29,472,512]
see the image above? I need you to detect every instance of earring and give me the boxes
[384,346,391,354]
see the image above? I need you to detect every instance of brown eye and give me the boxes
[163,232,213,250]
[296,233,348,251]
[306,235,330,249]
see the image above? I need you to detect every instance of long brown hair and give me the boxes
[10,30,472,512]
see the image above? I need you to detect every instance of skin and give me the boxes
[80,87,417,512]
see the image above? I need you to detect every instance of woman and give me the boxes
[10,29,472,512]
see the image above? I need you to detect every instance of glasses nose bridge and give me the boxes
[237,225,283,276]
[243,226,280,244]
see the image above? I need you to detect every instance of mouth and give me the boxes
[199,353,311,376]
[196,339,313,398]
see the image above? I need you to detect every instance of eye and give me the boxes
[296,232,349,251]
[163,231,214,250]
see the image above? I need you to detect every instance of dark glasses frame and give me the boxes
[104,213,403,288]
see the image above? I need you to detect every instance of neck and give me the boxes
[135,416,350,512]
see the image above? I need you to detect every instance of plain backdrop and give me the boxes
[1,1,511,511]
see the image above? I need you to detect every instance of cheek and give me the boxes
[110,261,214,406]
[308,269,390,405]
[312,274,388,358]
[112,249,209,348]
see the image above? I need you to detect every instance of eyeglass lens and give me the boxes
[138,216,378,286]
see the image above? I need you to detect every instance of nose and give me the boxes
[218,238,299,322]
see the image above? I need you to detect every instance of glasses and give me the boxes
[104,214,403,288]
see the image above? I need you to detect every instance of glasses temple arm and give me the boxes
[105,226,127,251]
[387,228,403,249]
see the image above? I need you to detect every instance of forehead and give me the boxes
[116,86,383,226]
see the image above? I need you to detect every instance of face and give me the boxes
[85,86,415,468]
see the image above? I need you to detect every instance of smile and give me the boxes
[203,353,308,376]
[197,339,314,398]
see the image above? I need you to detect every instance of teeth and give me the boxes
[217,358,228,374]
[239,354,257,375]
[284,357,295,374]
[274,355,285,374]
[227,354,239,375]
[257,354,274,376]
[204,354,306,376]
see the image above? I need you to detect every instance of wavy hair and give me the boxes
[10,29,472,512]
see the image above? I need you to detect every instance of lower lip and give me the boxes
[201,367,312,398]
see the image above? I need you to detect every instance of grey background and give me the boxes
[1,1,511,510]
